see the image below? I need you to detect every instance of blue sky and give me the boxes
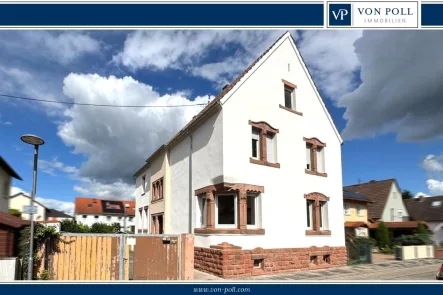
[1,30,443,214]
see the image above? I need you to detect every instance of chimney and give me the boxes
[222,84,229,91]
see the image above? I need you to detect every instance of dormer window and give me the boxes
[87,204,92,208]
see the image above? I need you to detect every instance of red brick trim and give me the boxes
[194,228,265,235]
[282,79,297,89]
[194,245,347,278]
[249,158,281,168]
[279,104,303,116]
[304,137,326,147]
[195,183,264,196]
[305,230,331,236]
[249,120,279,134]
[305,170,327,177]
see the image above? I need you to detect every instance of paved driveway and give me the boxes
[194,259,442,281]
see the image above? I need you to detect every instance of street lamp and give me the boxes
[21,134,45,281]
[123,203,130,232]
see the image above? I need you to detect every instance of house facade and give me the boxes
[9,192,47,221]
[134,32,347,278]
[343,189,370,238]
[0,156,22,213]
[405,196,443,245]
[344,179,409,222]
[75,197,135,232]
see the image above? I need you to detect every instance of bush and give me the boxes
[9,209,22,218]
[394,234,430,246]
[376,222,390,249]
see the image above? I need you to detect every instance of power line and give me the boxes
[0,93,207,108]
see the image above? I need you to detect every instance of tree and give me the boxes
[376,221,390,249]
[9,208,22,218]
[402,190,414,200]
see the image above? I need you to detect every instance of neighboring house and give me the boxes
[134,32,346,278]
[75,197,135,231]
[47,209,74,221]
[0,156,22,213]
[0,211,29,257]
[343,189,370,238]
[405,196,443,245]
[344,179,409,222]
[9,192,47,221]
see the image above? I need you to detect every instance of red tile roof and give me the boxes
[344,179,397,220]
[0,211,29,228]
[75,197,135,216]
[368,221,428,229]
[345,221,368,228]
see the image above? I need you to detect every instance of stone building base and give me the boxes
[194,242,347,278]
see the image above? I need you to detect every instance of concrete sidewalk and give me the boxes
[194,259,442,281]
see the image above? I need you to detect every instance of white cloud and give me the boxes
[415,192,430,198]
[58,73,211,183]
[337,31,443,141]
[36,197,75,216]
[74,179,135,200]
[38,157,79,177]
[114,30,287,88]
[297,30,363,99]
[422,154,443,172]
[0,31,100,65]
[426,179,443,195]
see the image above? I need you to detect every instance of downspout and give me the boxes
[189,134,193,233]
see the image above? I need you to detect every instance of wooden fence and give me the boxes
[42,235,129,280]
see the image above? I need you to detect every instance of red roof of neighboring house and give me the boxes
[367,221,428,229]
[345,221,368,228]
[75,197,135,216]
[0,211,29,228]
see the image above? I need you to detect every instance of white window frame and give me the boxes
[215,193,238,229]
[344,203,350,216]
[393,191,397,199]
[246,194,261,229]
[319,201,329,230]
[266,133,277,164]
[356,205,361,216]
[251,127,260,160]
[306,200,314,229]
[390,208,394,221]
[397,209,402,218]
[306,143,312,171]
[284,85,296,110]
[198,196,208,228]
[316,147,325,173]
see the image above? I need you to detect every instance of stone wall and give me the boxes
[195,242,347,278]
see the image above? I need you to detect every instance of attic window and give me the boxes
[87,204,92,208]
[432,201,442,207]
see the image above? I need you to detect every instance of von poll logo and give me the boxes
[332,8,348,21]
[329,3,352,26]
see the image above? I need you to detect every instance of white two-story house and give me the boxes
[134,32,346,278]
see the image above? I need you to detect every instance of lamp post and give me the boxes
[124,203,130,232]
[21,134,45,280]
